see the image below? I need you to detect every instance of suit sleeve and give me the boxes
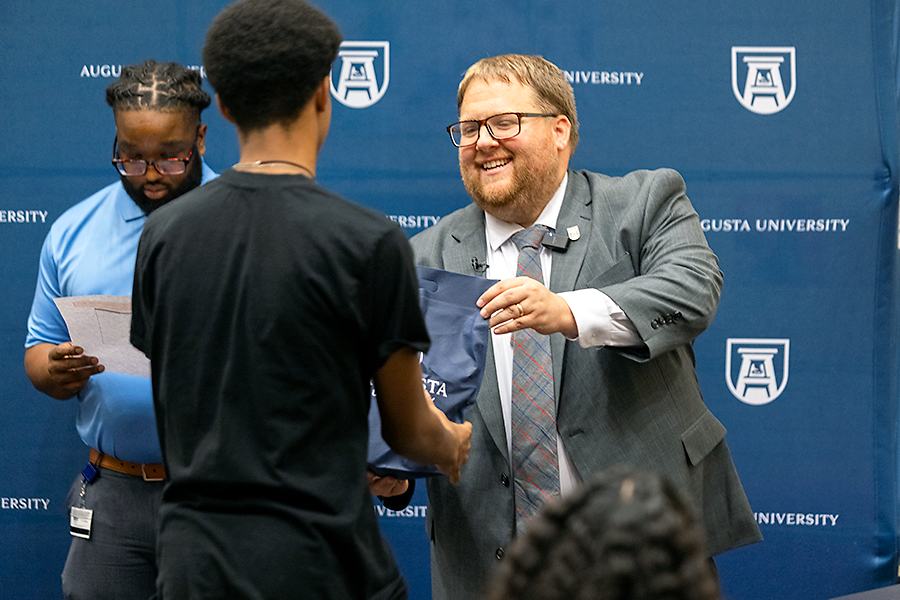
[596,169,722,359]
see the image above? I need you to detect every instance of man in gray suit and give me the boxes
[410,54,762,600]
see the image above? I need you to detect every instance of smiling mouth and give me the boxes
[481,158,511,171]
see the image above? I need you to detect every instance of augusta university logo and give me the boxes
[725,338,790,405]
[330,41,390,109]
[731,46,796,115]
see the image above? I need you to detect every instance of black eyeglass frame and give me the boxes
[111,134,197,177]
[446,112,558,147]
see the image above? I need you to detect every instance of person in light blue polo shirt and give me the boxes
[23,59,217,600]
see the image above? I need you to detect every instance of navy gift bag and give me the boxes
[367,266,495,478]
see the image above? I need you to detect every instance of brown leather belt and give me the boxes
[89,448,165,481]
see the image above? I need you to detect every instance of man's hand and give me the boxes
[430,402,472,484]
[477,276,578,338]
[367,472,410,497]
[374,347,472,485]
[24,342,104,400]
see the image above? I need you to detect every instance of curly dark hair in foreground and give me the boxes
[105,59,210,121]
[486,467,721,600]
[202,0,342,131]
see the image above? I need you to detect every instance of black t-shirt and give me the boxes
[131,169,429,599]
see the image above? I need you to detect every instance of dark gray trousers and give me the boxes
[61,467,163,600]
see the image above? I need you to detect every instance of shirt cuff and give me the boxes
[558,288,643,348]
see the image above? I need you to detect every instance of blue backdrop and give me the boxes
[1,1,899,598]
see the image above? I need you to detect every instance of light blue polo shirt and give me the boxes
[25,162,217,464]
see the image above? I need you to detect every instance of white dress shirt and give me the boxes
[483,173,642,494]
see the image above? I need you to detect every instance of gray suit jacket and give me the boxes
[411,168,762,600]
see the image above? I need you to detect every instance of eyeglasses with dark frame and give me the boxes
[446,112,557,147]
[111,135,196,177]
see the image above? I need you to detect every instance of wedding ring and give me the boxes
[516,303,524,318]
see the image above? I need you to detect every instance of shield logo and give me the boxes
[330,41,390,109]
[725,338,790,405]
[731,46,796,115]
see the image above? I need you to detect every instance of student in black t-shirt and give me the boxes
[130,1,471,598]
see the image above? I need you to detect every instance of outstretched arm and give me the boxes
[373,347,471,483]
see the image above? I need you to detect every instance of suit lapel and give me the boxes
[441,209,509,461]
[549,172,594,295]
[548,172,596,401]
[441,210,487,276]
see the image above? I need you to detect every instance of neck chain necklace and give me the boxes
[233,160,314,178]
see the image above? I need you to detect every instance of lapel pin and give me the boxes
[567,226,581,241]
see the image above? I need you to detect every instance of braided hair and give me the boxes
[486,466,721,600]
[105,59,210,119]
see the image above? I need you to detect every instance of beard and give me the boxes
[121,153,204,215]
[460,144,562,226]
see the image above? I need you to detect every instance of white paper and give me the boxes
[53,295,150,378]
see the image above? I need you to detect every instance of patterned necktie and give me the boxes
[509,225,560,532]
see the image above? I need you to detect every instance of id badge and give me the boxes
[70,507,93,539]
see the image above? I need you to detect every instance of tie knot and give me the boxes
[510,225,549,252]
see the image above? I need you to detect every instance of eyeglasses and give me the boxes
[446,112,557,147]
[111,136,195,177]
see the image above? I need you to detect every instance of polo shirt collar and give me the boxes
[116,182,147,223]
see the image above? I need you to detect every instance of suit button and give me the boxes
[651,320,659,329]
[495,548,504,560]
[500,474,509,487]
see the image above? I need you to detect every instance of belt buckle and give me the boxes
[142,464,164,482]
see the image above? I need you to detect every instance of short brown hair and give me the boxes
[457,54,579,152]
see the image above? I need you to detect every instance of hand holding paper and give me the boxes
[23,341,104,400]
[52,295,150,378]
